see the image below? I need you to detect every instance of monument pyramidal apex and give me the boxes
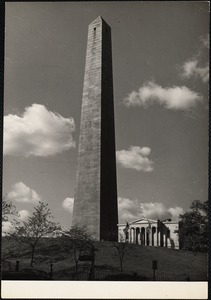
[72,16,118,241]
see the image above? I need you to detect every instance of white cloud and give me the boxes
[53,195,184,226]
[116,146,154,172]
[125,81,202,110]
[118,198,141,222]
[200,34,209,49]
[19,209,30,221]
[118,197,183,223]
[62,197,74,213]
[182,60,209,83]
[181,34,209,83]
[62,197,74,226]
[168,206,184,219]
[7,182,41,203]
[4,103,76,157]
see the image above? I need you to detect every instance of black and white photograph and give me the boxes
[1,1,209,298]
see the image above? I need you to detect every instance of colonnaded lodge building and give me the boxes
[118,218,179,249]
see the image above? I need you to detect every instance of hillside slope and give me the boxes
[2,238,207,281]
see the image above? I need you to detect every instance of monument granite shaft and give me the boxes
[72,16,118,241]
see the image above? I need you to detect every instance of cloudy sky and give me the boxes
[3,2,209,231]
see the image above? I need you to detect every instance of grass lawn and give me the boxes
[2,237,207,281]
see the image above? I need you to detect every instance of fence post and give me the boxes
[50,262,53,278]
[152,260,157,281]
[15,261,20,271]
[88,248,95,280]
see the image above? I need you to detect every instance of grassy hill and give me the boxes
[2,237,207,281]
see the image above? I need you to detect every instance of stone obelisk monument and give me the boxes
[72,16,118,241]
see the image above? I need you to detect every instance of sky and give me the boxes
[3,2,209,232]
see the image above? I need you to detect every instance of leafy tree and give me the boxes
[12,201,61,266]
[177,200,208,252]
[61,226,94,278]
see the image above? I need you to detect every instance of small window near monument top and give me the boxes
[94,27,96,31]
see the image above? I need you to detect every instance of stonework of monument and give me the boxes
[72,16,118,241]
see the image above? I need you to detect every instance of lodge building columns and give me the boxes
[118,219,179,249]
[127,226,167,247]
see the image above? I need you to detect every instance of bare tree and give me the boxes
[2,196,21,262]
[61,226,94,278]
[12,201,61,266]
[113,233,130,276]
[2,235,23,262]
[2,196,18,222]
